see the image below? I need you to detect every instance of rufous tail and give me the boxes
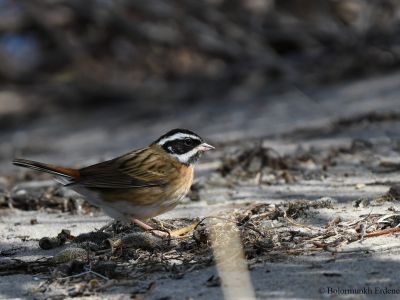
[12,158,80,180]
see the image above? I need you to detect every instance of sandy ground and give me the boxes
[2,195,400,299]
[1,73,400,299]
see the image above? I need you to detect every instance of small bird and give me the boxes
[13,129,214,237]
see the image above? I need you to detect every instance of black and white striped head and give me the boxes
[154,129,214,165]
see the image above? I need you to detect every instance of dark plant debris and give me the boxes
[39,229,74,250]
[2,198,399,298]
[219,136,400,185]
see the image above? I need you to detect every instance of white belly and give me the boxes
[70,186,182,221]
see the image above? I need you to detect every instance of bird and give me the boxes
[12,128,214,237]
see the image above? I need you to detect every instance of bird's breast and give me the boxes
[168,164,194,199]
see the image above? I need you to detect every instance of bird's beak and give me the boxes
[197,143,215,151]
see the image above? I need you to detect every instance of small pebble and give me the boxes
[388,184,400,200]
[352,199,361,208]
[360,198,370,208]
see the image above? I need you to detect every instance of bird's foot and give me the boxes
[131,218,169,237]
[131,218,197,238]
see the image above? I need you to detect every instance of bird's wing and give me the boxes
[75,147,170,189]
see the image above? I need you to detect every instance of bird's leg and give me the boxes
[131,218,169,237]
[131,218,197,238]
[151,218,197,237]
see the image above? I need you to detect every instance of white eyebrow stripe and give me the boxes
[157,133,201,145]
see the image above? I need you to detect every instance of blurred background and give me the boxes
[2,2,400,298]
[1,0,400,169]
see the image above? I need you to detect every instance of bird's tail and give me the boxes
[12,158,80,184]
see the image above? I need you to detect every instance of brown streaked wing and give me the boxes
[75,147,168,189]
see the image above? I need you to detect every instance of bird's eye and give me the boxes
[184,138,193,146]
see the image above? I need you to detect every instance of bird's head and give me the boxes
[153,128,214,165]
